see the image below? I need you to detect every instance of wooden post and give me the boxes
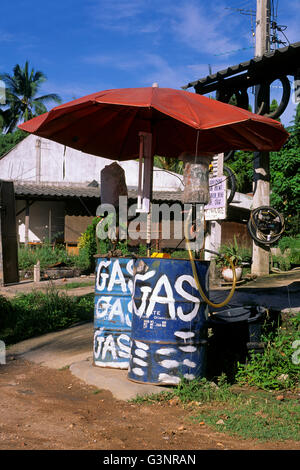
[25,200,30,247]
[48,207,52,244]
[0,181,19,285]
[204,153,224,285]
[251,0,271,276]
[34,260,41,283]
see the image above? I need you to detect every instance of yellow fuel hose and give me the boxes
[184,213,237,309]
[186,239,237,309]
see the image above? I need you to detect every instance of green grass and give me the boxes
[0,289,94,345]
[133,377,300,442]
[132,375,239,406]
[191,393,300,442]
[57,281,94,290]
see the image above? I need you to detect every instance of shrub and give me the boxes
[18,243,73,270]
[0,296,16,332]
[236,313,300,390]
[278,235,300,265]
[0,290,94,345]
[271,255,292,271]
[171,250,189,259]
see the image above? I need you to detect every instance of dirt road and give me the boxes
[0,357,299,451]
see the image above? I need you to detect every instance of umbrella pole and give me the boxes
[137,134,144,211]
[137,132,153,257]
[144,137,153,257]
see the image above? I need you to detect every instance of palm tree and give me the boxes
[154,155,183,174]
[0,61,62,133]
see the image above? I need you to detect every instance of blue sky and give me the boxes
[0,0,299,126]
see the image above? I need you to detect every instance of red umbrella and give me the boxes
[19,86,289,160]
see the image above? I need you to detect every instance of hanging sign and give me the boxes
[204,176,227,221]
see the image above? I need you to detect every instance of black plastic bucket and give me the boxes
[206,305,267,380]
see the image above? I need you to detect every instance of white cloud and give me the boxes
[169,2,242,55]
[39,80,105,103]
[82,51,193,88]
[0,31,14,43]
[140,53,190,88]
[95,0,143,21]
[83,53,141,71]
[88,0,162,34]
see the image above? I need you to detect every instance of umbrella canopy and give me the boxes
[18,87,289,160]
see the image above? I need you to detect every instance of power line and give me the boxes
[225,1,290,52]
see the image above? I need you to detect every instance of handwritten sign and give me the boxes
[204,176,227,221]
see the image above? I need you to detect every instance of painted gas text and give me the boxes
[94,258,133,368]
[128,259,209,384]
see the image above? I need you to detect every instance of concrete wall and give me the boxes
[0,135,183,191]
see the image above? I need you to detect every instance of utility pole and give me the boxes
[251,0,271,276]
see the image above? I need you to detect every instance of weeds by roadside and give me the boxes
[236,312,300,390]
[18,243,91,273]
[57,281,94,290]
[132,375,241,407]
[0,288,94,345]
[191,392,300,441]
[133,376,300,442]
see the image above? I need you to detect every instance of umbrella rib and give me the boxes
[41,102,101,135]
[75,105,140,158]
[211,120,276,150]
[117,108,140,159]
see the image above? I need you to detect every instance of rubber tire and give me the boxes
[223,166,236,204]
[247,206,284,245]
[256,76,291,119]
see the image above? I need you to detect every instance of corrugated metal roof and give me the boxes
[14,183,100,199]
[14,182,183,202]
[13,183,252,212]
[182,42,300,93]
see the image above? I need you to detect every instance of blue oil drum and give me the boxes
[94,256,134,369]
[128,257,209,385]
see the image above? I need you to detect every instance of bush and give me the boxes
[78,217,100,271]
[18,242,95,273]
[271,255,292,271]
[171,250,189,259]
[78,217,137,269]
[18,243,72,270]
[236,313,300,390]
[278,235,300,265]
[0,290,94,345]
[0,296,16,332]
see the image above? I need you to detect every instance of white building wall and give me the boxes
[0,135,183,191]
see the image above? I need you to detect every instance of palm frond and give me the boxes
[33,93,62,104]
